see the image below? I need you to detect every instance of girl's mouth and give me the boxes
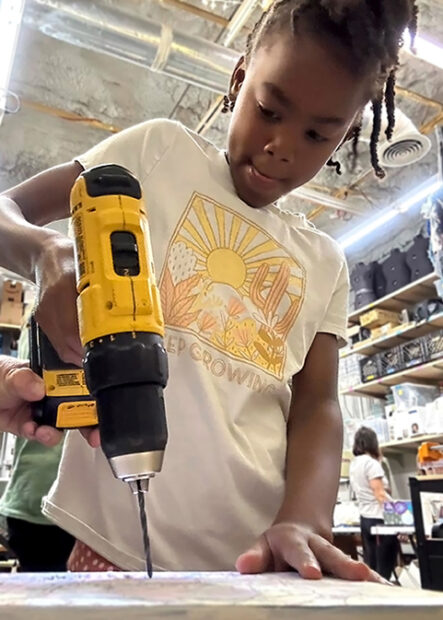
[247,163,282,191]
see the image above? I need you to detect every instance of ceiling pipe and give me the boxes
[290,186,364,216]
[25,0,238,93]
[24,0,360,214]
[223,0,258,46]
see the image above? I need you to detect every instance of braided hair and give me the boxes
[242,0,418,179]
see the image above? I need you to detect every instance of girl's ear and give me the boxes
[229,55,246,98]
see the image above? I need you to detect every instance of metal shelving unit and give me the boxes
[342,272,443,397]
[341,312,443,359]
[347,272,438,326]
[380,433,443,454]
[340,357,443,397]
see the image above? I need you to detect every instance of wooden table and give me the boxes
[1,572,443,619]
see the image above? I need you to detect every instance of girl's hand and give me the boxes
[236,522,390,584]
[35,235,84,366]
[0,356,62,446]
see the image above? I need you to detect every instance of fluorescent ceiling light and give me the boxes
[404,31,443,70]
[338,177,442,251]
[0,0,25,125]
[291,186,364,216]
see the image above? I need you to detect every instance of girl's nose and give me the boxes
[264,141,291,164]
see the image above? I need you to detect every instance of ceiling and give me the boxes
[1,0,442,255]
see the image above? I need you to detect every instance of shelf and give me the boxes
[340,357,443,397]
[341,312,443,359]
[348,272,438,326]
[380,433,443,453]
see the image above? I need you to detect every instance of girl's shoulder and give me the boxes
[269,205,346,267]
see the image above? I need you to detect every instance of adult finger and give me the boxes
[22,420,63,447]
[79,426,101,448]
[6,367,45,403]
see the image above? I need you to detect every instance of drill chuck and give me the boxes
[84,331,168,482]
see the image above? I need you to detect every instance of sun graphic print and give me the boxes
[159,193,306,379]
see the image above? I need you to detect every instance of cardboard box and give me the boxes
[0,300,23,325]
[2,279,23,304]
[370,322,399,340]
[424,398,443,433]
[360,308,401,329]
[406,407,426,437]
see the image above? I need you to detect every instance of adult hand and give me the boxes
[0,356,62,446]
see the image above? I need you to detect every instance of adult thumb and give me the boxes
[235,534,272,574]
[8,367,45,402]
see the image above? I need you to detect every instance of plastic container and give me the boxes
[400,337,426,369]
[365,416,390,444]
[378,347,403,376]
[359,355,380,383]
[423,328,443,361]
[391,382,440,411]
[339,355,362,390]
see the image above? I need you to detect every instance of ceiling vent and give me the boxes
[360,103,431,168]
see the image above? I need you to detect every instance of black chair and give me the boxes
[409,476,443,591]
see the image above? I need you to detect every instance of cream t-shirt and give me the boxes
[350,454,389,519]
[43,119,349,570]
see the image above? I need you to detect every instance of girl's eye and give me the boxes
[306,129,329,143]
[257,102,280,122]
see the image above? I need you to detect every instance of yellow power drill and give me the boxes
[31,164,169,576]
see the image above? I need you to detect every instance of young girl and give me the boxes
[0,1,418,580]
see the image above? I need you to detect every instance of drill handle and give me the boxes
[29,315,42,378]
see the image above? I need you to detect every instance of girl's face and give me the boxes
[227,30,373,208]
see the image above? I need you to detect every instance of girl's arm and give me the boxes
[236,333,386,583]
[0,162,84,364]
[274,332,342,539]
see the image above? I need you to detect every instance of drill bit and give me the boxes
[136,479,153,578]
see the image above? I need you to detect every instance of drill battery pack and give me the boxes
[30,316,97,429]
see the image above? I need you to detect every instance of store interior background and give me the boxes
[0,0,442,585]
